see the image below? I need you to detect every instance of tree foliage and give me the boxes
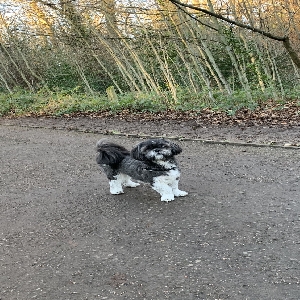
[0,0,299,102]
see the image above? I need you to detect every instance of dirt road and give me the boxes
[1,125,299,299]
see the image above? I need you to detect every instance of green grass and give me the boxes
[0,86,299,117]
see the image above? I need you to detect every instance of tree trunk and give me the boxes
[282,37,300,70]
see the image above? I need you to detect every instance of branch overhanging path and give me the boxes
[168,0,300,69]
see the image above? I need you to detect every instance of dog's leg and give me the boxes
[122,174,140,188]
[152,176,175,202]
[171,178,188,197]
[109,174,124,194]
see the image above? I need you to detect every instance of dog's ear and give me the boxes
[131,144,145,160]
[171,142,182,155]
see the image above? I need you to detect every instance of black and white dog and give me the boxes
[96,138,188,202]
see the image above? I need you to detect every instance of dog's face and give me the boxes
[131,139,182,162]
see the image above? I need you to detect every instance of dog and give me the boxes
[96,138,188,202]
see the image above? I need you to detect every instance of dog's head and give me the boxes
[131,139,182,162]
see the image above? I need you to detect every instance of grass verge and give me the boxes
[0,87,299,117]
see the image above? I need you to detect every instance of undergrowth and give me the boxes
[0,86,299,117]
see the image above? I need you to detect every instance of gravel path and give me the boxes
[1,124,299,299]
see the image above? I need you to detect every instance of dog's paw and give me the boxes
[160,194,175,202]
[124,180,140,188]
[174,190,188,197]
[110,190,124,195]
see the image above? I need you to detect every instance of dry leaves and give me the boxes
[72,100,299,127]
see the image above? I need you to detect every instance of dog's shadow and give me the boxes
[110,183,189,206]
[115,184,157,202]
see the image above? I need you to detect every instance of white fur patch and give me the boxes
[123,178,140,188]
[152,169,188,202]
[146,149,172,161]
[156,160,177,169]
[109,174,124,194]
[109,174,139,194]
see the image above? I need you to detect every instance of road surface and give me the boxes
[1,125,299,299]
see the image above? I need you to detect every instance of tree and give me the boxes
[168,0,300,69]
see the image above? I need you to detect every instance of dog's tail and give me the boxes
[96,139,130,166]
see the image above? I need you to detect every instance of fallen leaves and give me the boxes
[5,100,299,127]
[72,100,300,127]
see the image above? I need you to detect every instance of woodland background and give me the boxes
[0,0,299,115]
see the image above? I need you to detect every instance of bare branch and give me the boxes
[168,0,300,68]
[168,0,287,41]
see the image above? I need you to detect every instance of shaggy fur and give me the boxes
[96,138,188,202]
